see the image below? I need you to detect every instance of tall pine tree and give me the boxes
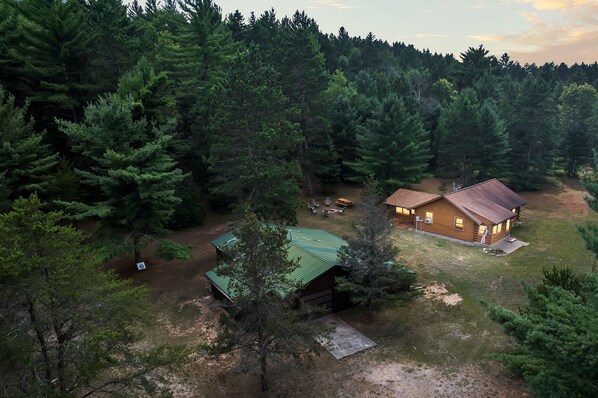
[349,94,431,192]
[0,86,57,211]
[207,50,302,223]
[57,95,187,265]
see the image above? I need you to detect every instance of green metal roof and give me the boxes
[206,226,347,300]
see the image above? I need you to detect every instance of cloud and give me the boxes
[469,0,598,63]
[307,0,358,10]
[415,33,449,38]
[517,0,598,11]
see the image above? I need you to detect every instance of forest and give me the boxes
[1,0,598,227]
[1,0,598,396]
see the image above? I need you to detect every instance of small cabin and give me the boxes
[385,179,528,245]
[205,227,352,313]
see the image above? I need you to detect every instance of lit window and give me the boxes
[512,208,517,213]
[403,208,410,215]
[396,207,411,215]
[455,217,464,230]
[395,207,402,214]
[410,209,415,215]
[478,225,487,235]
[425,211,433,221]
[492,225,498,235]
[506,219,511,231]
[497,223,502,233]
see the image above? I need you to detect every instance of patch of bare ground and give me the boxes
[360,361,529,398]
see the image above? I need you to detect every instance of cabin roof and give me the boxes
[445,179,527,224]
[384,188,441,208]
[385,179,528,225]
[206,227,347,300]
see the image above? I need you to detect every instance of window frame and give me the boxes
[454,216,464,231]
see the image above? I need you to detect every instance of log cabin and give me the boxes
[385,179,528,245]
[205,227,351,313]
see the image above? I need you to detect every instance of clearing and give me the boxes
[105,177,594,397]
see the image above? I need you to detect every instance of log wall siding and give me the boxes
[413,199,476,242]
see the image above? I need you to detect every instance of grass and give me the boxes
[301,177,596,369]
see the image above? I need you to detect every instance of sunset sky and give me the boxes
[130,0,598,64]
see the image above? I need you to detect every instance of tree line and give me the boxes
[2,0,598,230]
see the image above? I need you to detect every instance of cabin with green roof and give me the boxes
[205,226,352,313]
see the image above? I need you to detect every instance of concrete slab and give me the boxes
[490,237,529,254]
[315,315,376,360]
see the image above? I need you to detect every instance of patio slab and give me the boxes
[315,315,376,360]
[490,237,529,254]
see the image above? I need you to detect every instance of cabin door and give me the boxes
[506,219,511,236]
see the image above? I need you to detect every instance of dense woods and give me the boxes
[1,0,598,225]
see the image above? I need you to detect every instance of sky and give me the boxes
[129,0,598,65]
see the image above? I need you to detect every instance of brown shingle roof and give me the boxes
[445,179,527,224]
[384,189,440,208]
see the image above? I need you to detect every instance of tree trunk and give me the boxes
[134,234,141,265]
[258,327,269,392]
[305,173,314,196]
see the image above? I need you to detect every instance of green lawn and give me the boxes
[328,177,596,369]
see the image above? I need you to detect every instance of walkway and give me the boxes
[490,237,529,254]
[315,315,376,360]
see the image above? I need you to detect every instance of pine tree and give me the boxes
[207,50,302,223]
[559,83,598,176]
[336,177,416,311]
[116,56,177,126]
[478,99,510,180]
[506,76,559,190]
[57,95,187,265]
[11,0,93,130]
[279,13,340,193]
[486,269,598,398]
[348,94,431,192]
[0,86,57,211]
[436,88,482,182]
[330,94,360,180]
[0,195,187,396]
[211,211,323,392]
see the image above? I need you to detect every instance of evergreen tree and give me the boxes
[349,94,431,192]
[436,88,482,181]
[0,195,187,396]
[212,211,323,392]
[559,83,598,176]
[457,44,496,88]
[336,178,416,311]
[86,0,149,92]
[208,50,302,223]
[0,86,57,211]
[116,56,178,126]
[506,76,559,190]
[436,89,509,184]
[11,0,93,130]
[57,95,187,265]
[280,13,340,193]
[478,99,510,180]
[486,269,598,398]
[329,94,360,180]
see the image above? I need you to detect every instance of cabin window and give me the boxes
[410,209,415,215]
[479,225,487,235]
[506,219,511,231]
[512,208,517,213]
[425,211,433,222]
[455,217,464,230]
[497,223,502,234]
[492,225,498,235]
[395,207,411,215]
